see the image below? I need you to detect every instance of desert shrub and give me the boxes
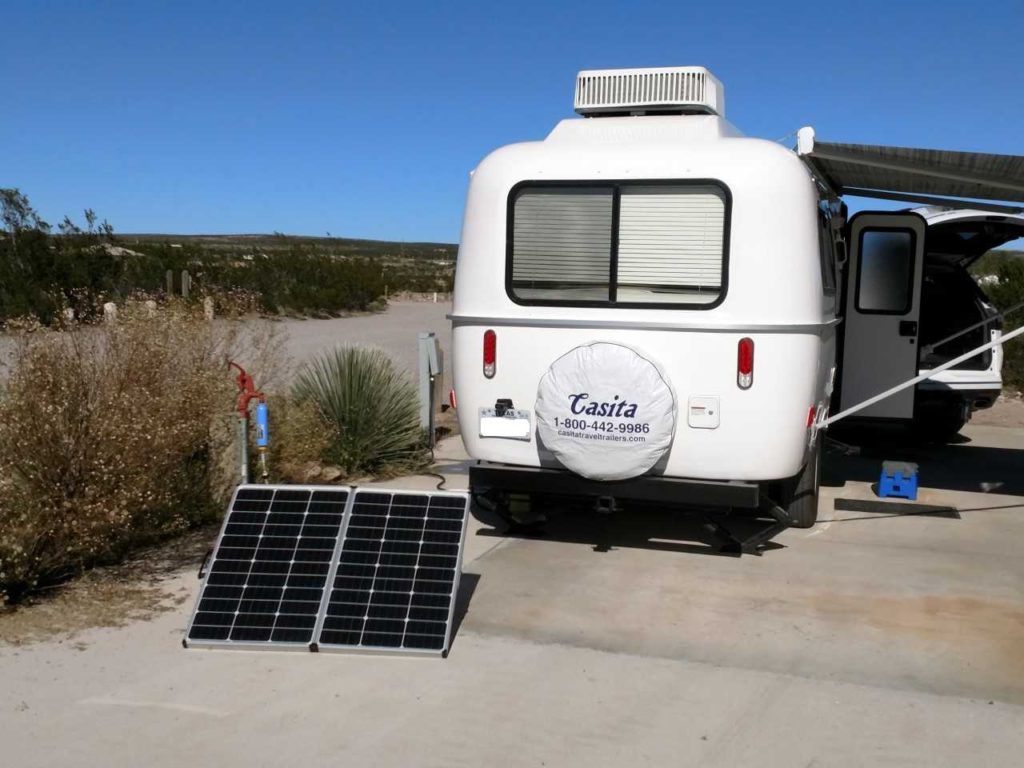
[292,346,428,476]
[0,304,241,603]
[184,248,386,316]
[264,395,336,481]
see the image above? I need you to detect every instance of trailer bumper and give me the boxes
[469,463,760,509]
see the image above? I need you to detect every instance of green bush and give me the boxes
[0,190,126,323]
[292,346,428,476]
[1,189,458,323]
[0,305,237,603]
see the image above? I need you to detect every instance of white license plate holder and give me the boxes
[479,408,532,441]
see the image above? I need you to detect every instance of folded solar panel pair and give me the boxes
[184,485,470,656]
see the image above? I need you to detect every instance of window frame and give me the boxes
[505,178,733,310]
[854,226,918,316]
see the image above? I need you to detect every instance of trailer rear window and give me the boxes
[508,181,729,308]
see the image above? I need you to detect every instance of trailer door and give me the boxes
[839,212,926,419]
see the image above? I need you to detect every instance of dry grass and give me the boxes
[0,301,286,603]
[0,524,215,646]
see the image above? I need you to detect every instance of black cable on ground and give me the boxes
[422,447,447,490]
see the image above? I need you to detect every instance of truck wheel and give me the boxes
[776,439,821,529]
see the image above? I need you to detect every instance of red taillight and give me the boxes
[737,337,754,389]
[483,329,496,378]
[806,405,816,428]
[449,388,457,410]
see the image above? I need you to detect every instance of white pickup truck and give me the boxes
[915,207,1024,439]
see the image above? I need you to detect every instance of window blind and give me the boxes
[511,188,613,286]
[616,185,725,289]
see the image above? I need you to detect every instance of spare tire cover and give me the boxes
[535,342,677,481]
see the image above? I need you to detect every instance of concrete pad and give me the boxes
[3,299,1024,766]
[2,571,1022,768]
[462,423,1024,705]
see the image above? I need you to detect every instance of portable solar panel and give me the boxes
[185,485,352,649]
[315,489,470,656]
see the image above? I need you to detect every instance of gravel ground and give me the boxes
[973,390,1024,428]
[275,299,451,379]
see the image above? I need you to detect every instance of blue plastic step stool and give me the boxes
[878,461,919,500]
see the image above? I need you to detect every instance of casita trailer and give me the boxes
[450,66,1024,532]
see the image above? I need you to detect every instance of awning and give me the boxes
[796,127,1024,213]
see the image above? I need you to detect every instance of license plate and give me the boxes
[479,408,532,440]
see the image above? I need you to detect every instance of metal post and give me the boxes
[418,333,433,434]
[229,360,264,485]
[238,415,250,484]
[418,332,442,447]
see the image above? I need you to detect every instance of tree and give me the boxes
[0,190,124,322]
[0,188,50,249]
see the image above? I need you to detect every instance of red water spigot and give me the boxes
[229,361,265,417]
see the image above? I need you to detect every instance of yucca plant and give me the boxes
[292,346,427,475]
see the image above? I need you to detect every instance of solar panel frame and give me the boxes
[184,484,354,651]
[313,488,470,657]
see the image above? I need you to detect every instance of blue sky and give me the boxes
[2,0,1022,242]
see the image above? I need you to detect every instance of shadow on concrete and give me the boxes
[472,499,785,558]
[448,572,480,652]
[822,498,1024,523]
[822,436,1024,497]
[831,498,961,520]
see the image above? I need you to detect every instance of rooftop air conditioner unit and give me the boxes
[574,66,725,117]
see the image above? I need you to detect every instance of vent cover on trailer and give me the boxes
[574,66,725,117]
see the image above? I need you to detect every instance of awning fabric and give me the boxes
[796,127,1024,207]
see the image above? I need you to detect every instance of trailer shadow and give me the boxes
[822,435,1024,497]
[471,499,784,558]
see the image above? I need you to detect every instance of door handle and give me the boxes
[899,321,918,337]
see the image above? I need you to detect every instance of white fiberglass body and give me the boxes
[451,115,837,483]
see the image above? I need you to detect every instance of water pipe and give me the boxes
[229,361,269,484]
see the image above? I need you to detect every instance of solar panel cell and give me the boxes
[184,485,350,648]
[186,485,467,655]
[315,489,468,655]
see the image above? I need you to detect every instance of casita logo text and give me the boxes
[568,393,638,418]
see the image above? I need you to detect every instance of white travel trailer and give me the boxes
[450,66,1024,536]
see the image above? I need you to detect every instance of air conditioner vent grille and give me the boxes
[574,66,724,117]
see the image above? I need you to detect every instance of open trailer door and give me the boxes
[796,127,1024,421]
[839,212,927,419]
